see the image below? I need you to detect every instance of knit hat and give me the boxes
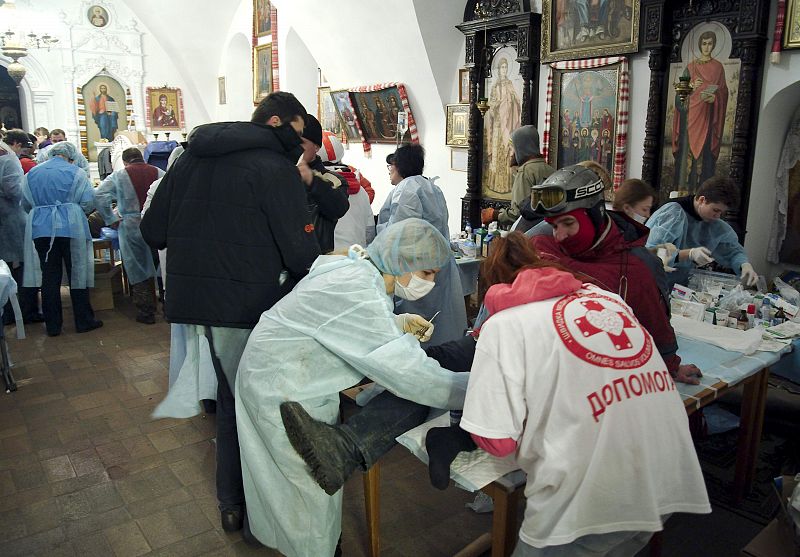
[511,125,541,162]
[318,131,344,163]
[303,115,323,147]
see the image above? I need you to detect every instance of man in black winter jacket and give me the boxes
[299,115,349,253]
[141,91,320,537]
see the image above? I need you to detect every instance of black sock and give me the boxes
[425,426,477,490]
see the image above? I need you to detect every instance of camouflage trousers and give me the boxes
[131,278,156,322]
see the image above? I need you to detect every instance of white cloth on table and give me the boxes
[0,260,24,339]
[670,314,762,355]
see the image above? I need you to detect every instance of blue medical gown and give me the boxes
[94,168,162,285]
[21,158,95,288]
[36,145,91,178]
[234,254,468,557]
[0,148,26,263]
[376,175,468,345]
[646,201,748,288]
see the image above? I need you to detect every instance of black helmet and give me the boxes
[530,164,607,232]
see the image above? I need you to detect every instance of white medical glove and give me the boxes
[688,246,714,266]
[394,313,435,343]
[651,243,678,272]
[740,262,758,287]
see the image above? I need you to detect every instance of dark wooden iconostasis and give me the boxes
[457,0,540,230]
[640,0,770,239]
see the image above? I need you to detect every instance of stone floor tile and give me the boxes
[42,454,77,483]
[135,508,183,549]
[70,531,114,557]
[120,433,159,458]
[95,440,132,466]
[125,487,193,519]
[0,469,15,496]
[147,428,183,452]
[63,506,131,539]
[68,447,105,477]
[114,463,182,504]
[50,469,111,497]
[0,526,66,557]
[11,462,47,490]
[104,520,151,557]
[168,458,209,487]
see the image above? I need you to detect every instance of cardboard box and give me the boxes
[93,265,122,311]
[741,475,799,556]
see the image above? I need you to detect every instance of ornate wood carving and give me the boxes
[641,46,669,187]
[639,0,770,237]
[464,0,529,21]
[457,4,539,229]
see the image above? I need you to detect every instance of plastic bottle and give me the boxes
[759,297,771,320]
[746,304,756,329]
[464,223,472,241]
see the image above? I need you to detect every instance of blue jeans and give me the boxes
[340,391,429,469]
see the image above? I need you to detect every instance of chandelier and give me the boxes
[1,21,59,85]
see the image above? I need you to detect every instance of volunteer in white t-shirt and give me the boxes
[460,233,710,557]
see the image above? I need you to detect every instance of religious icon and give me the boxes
[542,0,640,62]
[317,86,341,135]
[446,104,469,147]
[253,44,273,103]
[459,69,470,103]
[146,87,184,131]
[81,74,126,161]
[254,0,272,38]
[351,87,413,144]
[218,77,226,105]
[88,5,109,28]
[661,22,740,195]
[549,66,620,175]
[482,47,523,199]
[329,90,361,142]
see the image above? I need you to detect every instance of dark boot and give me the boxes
[220,507,243,532]
[425,425,477,490]
[280,401,363,496]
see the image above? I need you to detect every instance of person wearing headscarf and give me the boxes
[377,143,467,346]
[95,147,163,324]
[21,141,102,336]
[234,218,468,557]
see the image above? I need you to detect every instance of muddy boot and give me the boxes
[425,425,477,490]
[280,401,363,496]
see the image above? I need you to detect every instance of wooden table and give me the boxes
[358,337,784,557]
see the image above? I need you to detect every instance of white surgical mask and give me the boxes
[631,213,648,225]
[394,273,435,301]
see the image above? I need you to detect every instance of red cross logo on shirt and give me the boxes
[574,299,636,351]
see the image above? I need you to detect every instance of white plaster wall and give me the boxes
[216,0,254,123]
[741,0,800,278]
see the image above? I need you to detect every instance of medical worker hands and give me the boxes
[650,243,678,272]
[674,364,703,385]
[687,246,714,266]
[740,262,758,287]
[395,313,435,343]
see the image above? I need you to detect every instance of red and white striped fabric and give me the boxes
[348,82,419,157]
[542,56,629,190]
[270,8,279,91]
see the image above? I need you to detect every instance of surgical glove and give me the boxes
[652,243,678,272]
[740,262,758,287]
[688,246,714,266]
[395,313,435,343]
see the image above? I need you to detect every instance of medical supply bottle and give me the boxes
[736,310,748,330]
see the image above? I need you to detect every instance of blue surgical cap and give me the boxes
[367,218,451,276]
[48,141,81,161]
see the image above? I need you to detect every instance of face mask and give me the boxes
[394,273,435,301]
[631,213,647,225]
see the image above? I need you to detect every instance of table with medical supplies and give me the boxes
[365,336,789,557]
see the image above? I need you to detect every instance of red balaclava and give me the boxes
[545,208,596,255]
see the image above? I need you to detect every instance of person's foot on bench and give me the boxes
[425,425,477,490]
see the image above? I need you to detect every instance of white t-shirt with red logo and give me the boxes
[461,285,710,548]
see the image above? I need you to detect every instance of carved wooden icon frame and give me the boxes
[640,0,771,236]
[456,0,540,229]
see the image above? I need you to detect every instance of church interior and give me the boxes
[1,0,800,556]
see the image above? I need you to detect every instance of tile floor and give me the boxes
[0,297,765,556]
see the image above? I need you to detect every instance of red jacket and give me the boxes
[531,212,681,374]
[19,156,36,174]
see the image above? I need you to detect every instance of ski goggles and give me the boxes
[530,186,567,213]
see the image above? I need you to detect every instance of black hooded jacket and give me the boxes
[141,121,321,328]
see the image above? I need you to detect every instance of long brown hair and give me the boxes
[479,232,581,298]
[612,178,656,212]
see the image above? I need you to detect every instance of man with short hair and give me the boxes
[36,129,67,163]
[33,127,50,148]
[95,147,163,324]
[4,130,37,174]
[141,91,320,537]
[646,176,758,288]
[480,125,555,228]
